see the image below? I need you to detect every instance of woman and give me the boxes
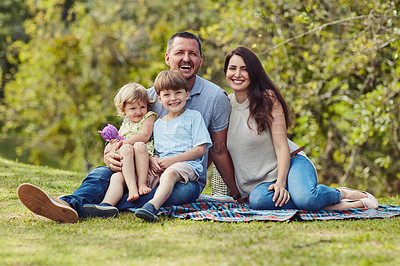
[224,47,378,210]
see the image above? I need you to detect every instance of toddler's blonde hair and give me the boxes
[114,83,154,116]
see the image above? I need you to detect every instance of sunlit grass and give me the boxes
[1,157,400,265]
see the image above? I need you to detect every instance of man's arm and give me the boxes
[209,129,241,199]
[104,141,123,172]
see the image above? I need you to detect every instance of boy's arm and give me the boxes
[121,114,156,146]
[158,144,207,170]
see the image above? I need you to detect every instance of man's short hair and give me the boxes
[166,31,203,56]
[154,70,189,95]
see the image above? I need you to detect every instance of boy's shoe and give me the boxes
[82,203,119,218]
[17,183,78,223]
[135,203,159,221]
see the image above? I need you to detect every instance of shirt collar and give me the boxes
[189,75,203,97]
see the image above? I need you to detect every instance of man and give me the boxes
[17,32,241,223]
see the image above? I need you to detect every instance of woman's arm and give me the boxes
[268,93,291,207]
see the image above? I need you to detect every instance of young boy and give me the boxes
[134,70,212,221]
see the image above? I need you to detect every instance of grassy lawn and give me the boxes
[1,157,400,265]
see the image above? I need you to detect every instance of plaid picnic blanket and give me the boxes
[128,194,400,222]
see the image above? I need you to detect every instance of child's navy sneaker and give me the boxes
[82,203,119,218]
[135,203,159,221]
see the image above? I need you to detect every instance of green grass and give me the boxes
[1,157,400,265]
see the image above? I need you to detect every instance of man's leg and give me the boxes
[18,166,115,222]
[60,166,114,217]
[81,180,200,218]
[17,183,79,223]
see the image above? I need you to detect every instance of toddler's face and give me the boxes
[124,100,148,123]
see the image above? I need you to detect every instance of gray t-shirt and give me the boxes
[148,75,230,193]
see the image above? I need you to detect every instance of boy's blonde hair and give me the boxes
[114,83,154,116]
[154,70,189,95]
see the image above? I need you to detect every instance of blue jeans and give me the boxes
[249,155,341,210]
[60,166,200,217]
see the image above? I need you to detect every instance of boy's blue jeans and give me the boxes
[60,166,200,217]
[249,155,341,211]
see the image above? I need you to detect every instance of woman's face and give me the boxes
[225,54,251,93]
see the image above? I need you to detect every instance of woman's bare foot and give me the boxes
[127,190,139,201]
[322,200,364,210]
[139,185,151,195]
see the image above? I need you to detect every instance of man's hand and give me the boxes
[104,141,123,172]
[237,197,249,204]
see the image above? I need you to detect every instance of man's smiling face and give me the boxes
[165,37,203,83]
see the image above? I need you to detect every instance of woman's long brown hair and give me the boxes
[224,47,291,134]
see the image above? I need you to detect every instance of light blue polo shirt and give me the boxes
[148,75,230,193]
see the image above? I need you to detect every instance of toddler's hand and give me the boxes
[149,156,163,175]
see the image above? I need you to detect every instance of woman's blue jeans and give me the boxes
[249,155,341,210]
[60,166,200,217]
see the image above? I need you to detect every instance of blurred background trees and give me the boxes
[0,0,399,195]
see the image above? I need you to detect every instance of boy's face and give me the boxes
[157,88,189,114]
[123,100,148,123]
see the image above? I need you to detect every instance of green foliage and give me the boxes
[0,0,32,101]
[2,0,207,171]
[1,0,399,194]
[199,0,400,195]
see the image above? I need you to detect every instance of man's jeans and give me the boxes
[249,155,341,210]
[60,166,200,217]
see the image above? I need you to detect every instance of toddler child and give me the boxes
[99,83,158,208]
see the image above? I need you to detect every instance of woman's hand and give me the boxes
[268,183,290,207]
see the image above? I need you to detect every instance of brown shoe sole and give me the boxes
[17,183,78,223]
